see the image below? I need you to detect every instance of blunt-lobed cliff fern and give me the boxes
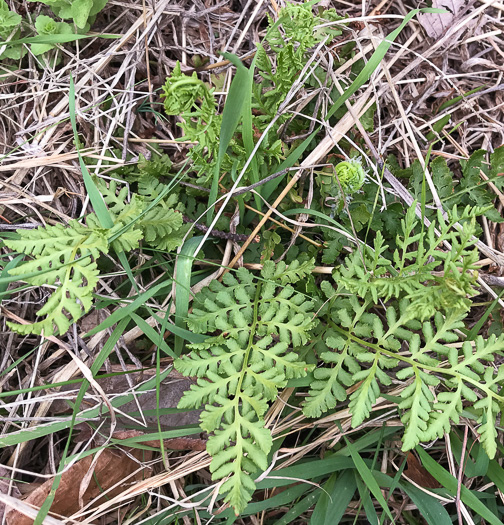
[4,169,188,336]
[173,201,504,513]
[174,259,317,514]
[304,203,504,457]
[4,1,504,519]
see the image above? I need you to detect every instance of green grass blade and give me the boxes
[345,438,394,521]
[84,279,172,337]
[239,484,309,517]
[483,459,504,494]
[401,483,452,525]
[69,75,113,229]
[0,348,37,379]
[262,130,319,201]
[416,446,502,525]
[283,207,353,238]
[32,317,128,525]
[109,427,201,446]
[240,54,261,211]
[256,456,356,490]
[150,312,207,344]
[0,254,22,301]
[326,8,444,122]
[311,469,356,525]
[0,350,172,448]
[0,33,119,47]
[207,52,250,224]
[174,236,204,355]
[129,312,177,358]
[437,85,485,113]
[355,471,379,525]
[274,490,320,525]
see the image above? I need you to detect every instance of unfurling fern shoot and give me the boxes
[317,159,367,213]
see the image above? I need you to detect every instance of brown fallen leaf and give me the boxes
[50,368,201,431]
[418,0,471,39]
[5,446,152,525]
[404,451,441,489]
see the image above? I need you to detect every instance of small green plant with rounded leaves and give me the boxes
[28,0,108,29]
[0,0,24,60]
[31,15,73,55]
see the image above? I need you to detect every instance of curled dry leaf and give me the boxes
[5,447,152,525]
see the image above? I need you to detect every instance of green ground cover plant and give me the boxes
[2,0,504,523]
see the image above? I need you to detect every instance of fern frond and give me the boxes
[175,263,317,514]
[302,294,504,459]
[97,178,130,215]
[5,221,108,336]
[422,387,464,443]
[94,175,187,252]
[138,207,185,251]
[474,385,501,459]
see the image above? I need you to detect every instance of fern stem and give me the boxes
[235,282,263,398]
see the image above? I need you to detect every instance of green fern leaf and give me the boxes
[175,263,317,514]
[5,221,108,336]
[474,392,500,459]
[422,387,464,442]
[348,361,382,427]
[303,333,357,417]
[398,372,436,450]
[138,207,185,251]
[262,258,315,285]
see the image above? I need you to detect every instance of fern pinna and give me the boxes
[174,260,317,514]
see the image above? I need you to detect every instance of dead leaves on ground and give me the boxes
[5,445,152,525]
[3,428,207,524]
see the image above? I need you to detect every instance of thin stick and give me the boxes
[243,203,323,247]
